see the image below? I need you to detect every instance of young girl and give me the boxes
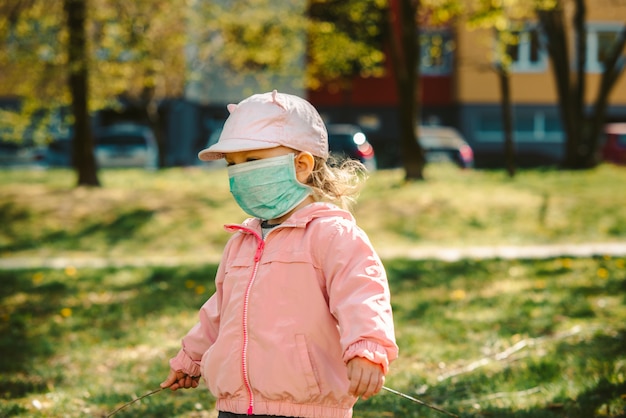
[161,90,398,418]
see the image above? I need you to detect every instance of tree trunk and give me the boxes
[536,5,580,168]
[138,81,166,168]
[388,0,425,181]
[587,25,626,165]
[146,100,166,168]
[537,0,625,169]
[497,64,515,177]
[568,0,590,168]
[64,0,100,186]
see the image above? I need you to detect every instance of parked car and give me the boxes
[94,124,158,169]
[0,140,46,168]
[602,123,626,165]
[196,128,227,169]
[417,125,474,168]
[326,124,377,171]
[45,136,72,167]
[46,123,159,169]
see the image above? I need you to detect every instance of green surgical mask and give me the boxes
[227,153,312,220]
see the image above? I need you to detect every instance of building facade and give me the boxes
[2,1,624,168]
[456,0,626,167]
[307,0,626,168]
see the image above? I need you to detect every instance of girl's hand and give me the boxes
[346,357,385,400]
[160,368,201,391]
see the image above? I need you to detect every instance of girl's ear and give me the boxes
[294,152,315,183]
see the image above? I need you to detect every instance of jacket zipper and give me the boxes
[229,225,265,415]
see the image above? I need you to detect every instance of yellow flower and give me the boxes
[60,308,72,318]
[597,268,609,279]
[560,258,572,269]
[185,280,196,289]
[616,259,625,269]
[450,289,467,301]
[64,266,77,277]
[32,272,44,284]
[195,285,206,295]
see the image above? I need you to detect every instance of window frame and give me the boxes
[585,23,624,73]
[475,110,564,143]
[419,28,455,76]
[497,23,548,73]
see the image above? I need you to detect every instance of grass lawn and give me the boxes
[0,257,625,417]
[1,163,626,261]
[1,164,625,417]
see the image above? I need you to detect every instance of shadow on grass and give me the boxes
[0,264,218,400]
[356,327,626,417]
[1,257,625,417]
[379,257,626,418]
[0,208,155,253]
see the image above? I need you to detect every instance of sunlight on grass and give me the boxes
[0,264,219,417]
[1,165,626,417]
[371,256,626,417]
[2,256,624,417]
[2,164,626,262]
[358,164,626,250]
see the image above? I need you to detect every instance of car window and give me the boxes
[97,135,147,146]
[419,135,460,147]
[0,141,20,152]
[328,133,355,153]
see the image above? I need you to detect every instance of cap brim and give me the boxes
[198,138,282,161]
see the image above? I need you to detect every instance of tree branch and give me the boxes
[437,326,585,382]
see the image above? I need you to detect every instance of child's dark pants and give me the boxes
[218,413,294,418]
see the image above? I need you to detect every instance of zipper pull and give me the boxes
[254,240,265,262]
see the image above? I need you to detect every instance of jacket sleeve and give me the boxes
[319,218,399,373]
[169,261,226,376]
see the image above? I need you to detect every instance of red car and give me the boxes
[602,123,626,165]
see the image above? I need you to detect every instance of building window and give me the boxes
[586,24,623,73]
[419,29,455,76]
[500,25,547,73]
[475,110,563,142]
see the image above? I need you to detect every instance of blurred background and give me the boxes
[0,0,625,184]
[2,2,626,417]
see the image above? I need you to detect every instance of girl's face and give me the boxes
[225,146,314,184]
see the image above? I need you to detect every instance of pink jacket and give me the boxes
[170,202,398,418]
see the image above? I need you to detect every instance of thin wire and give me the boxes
[104,385,459,417]
[382,386,459,417]
[104,387,164,417]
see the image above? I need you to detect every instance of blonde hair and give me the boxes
[307,155,368,211]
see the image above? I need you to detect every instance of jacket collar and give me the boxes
[225,202,354,234]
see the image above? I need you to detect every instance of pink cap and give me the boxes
[198,90,329,161]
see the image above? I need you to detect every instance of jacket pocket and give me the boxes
[295,334,322,396]
[201,337,243,397]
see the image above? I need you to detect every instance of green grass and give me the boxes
[357,163,626,251]
[1,163,626,261]
[0,257,625,417]
[1,164,625,417]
